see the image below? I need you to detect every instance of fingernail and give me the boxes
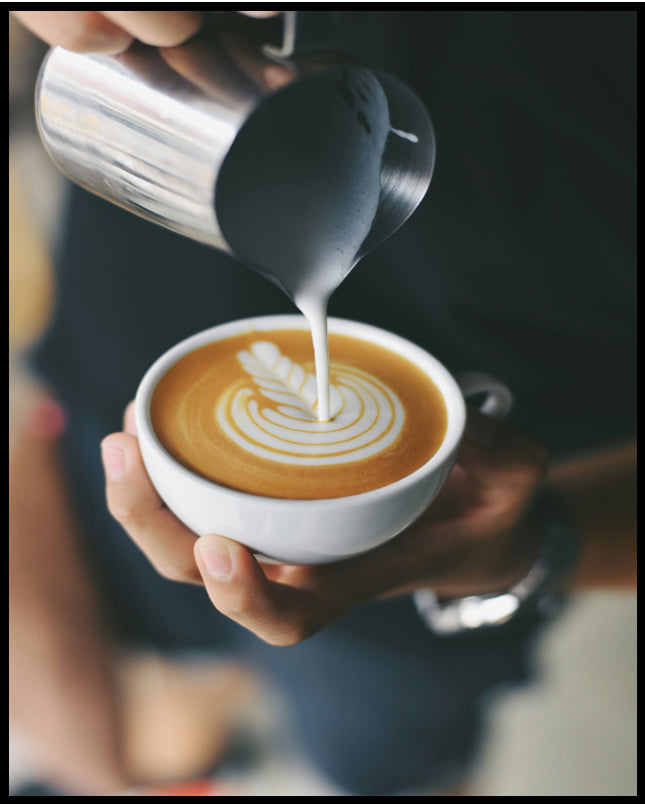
[197,537,233,582]
[102,443,125,481]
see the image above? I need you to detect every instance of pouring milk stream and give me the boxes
[216,69,416,422]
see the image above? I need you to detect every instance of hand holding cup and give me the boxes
[101,317,546,644]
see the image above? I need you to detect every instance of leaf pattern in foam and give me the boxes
[237,341,341,420]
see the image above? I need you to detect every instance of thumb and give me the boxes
[193,535,317,645]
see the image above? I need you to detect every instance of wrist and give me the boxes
[413,487,580,635]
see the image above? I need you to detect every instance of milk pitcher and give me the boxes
[35,11,435,269]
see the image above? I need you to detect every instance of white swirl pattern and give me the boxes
[216,341,405,466]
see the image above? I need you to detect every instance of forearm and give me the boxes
[9,601,128,794]
[547,441,636,590]
[9,408,129,794]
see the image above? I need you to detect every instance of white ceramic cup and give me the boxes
[134,315,512,565]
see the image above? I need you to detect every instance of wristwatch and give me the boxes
[412,488,579,635]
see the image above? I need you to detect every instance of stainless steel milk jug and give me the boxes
[35,11,435,263]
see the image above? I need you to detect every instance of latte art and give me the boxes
[151,329,447,499]
[217,342,404,466]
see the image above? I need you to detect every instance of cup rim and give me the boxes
[134,315,467,506]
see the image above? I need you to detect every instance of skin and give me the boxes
[10,396,129,794]
[10,10,280,53]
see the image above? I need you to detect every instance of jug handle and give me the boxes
[263,10,340,60]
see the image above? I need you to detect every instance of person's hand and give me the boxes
[101,402,548,646]
[11,10,280,54]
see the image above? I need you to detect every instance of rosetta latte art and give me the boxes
[150,329,448,498]
[216,341,405,466]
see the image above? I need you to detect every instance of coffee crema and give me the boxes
[150,329,447,499]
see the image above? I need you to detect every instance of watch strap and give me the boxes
[413,488,579,635]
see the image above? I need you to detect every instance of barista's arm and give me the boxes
[102,403,636,646]
[549,441,636,589]
[10,395,130,794]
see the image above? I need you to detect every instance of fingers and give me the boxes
[101,427,367,644]
[12,10,134,53]
[12,10,278,54]
[193,535,394,645]
[102,414,390,642]
[194,535,321,645]
[457,406,549,508]
[106,402,378,643]
[101,431,201,584]
[100,400,549,643]
[12,9,203,53]
[100,10,203,48]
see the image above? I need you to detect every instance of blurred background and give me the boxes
[9,14,637,798]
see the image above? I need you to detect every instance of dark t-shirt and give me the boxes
[30,10,636,650]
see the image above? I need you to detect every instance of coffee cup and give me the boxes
[134,315,511,564]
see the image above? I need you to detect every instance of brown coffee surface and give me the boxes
[150,329,447,499]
